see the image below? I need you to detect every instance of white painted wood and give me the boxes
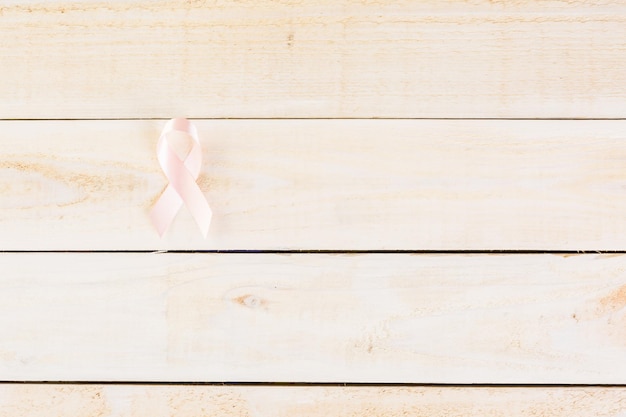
[2,120,626,250]
[1,253,626,383]
[1,385,625,417]
[2,1,626,118]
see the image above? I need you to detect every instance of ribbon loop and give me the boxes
[150,118,212,237]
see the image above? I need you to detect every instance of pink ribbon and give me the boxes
[150,118,212,237]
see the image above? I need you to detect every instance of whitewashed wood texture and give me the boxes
[2,119,626,250]
[1,385,625,417]
[2,0,625,413]
[2,1,626,119]
[1,253,626,383]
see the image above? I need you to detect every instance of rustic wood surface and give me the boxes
[3,0,625,412]
[2,1,626,119]
[1,253,625,383]
[1,385,625,417]
[2,119,626,250]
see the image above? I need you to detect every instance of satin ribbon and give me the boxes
[150,118,212,237]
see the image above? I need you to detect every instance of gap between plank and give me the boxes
[1,381,626,388]
[0,250,621,254]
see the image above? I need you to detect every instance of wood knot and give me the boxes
[233,294,264,309]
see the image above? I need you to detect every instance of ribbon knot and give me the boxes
[150,118,212,237]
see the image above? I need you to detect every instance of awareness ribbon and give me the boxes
[150,118,212,237]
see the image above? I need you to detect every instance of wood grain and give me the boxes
[1,385,625,417]
[1,253,626,383]
[2,1,626,119]
[3,120,626,250]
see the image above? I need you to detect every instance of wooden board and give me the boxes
[2,253,626,383]
[1,385,625,417]
[2,1,626,119]
[3,119,626,250]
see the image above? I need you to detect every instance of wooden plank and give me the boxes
[1,385,625,417]
[1,253,626,383]
[2,1,626,119]
[3,120,626,250]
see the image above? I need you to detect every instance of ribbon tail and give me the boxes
[150,185,183,237]
[174,176,212,238]
[187,190,212,238]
